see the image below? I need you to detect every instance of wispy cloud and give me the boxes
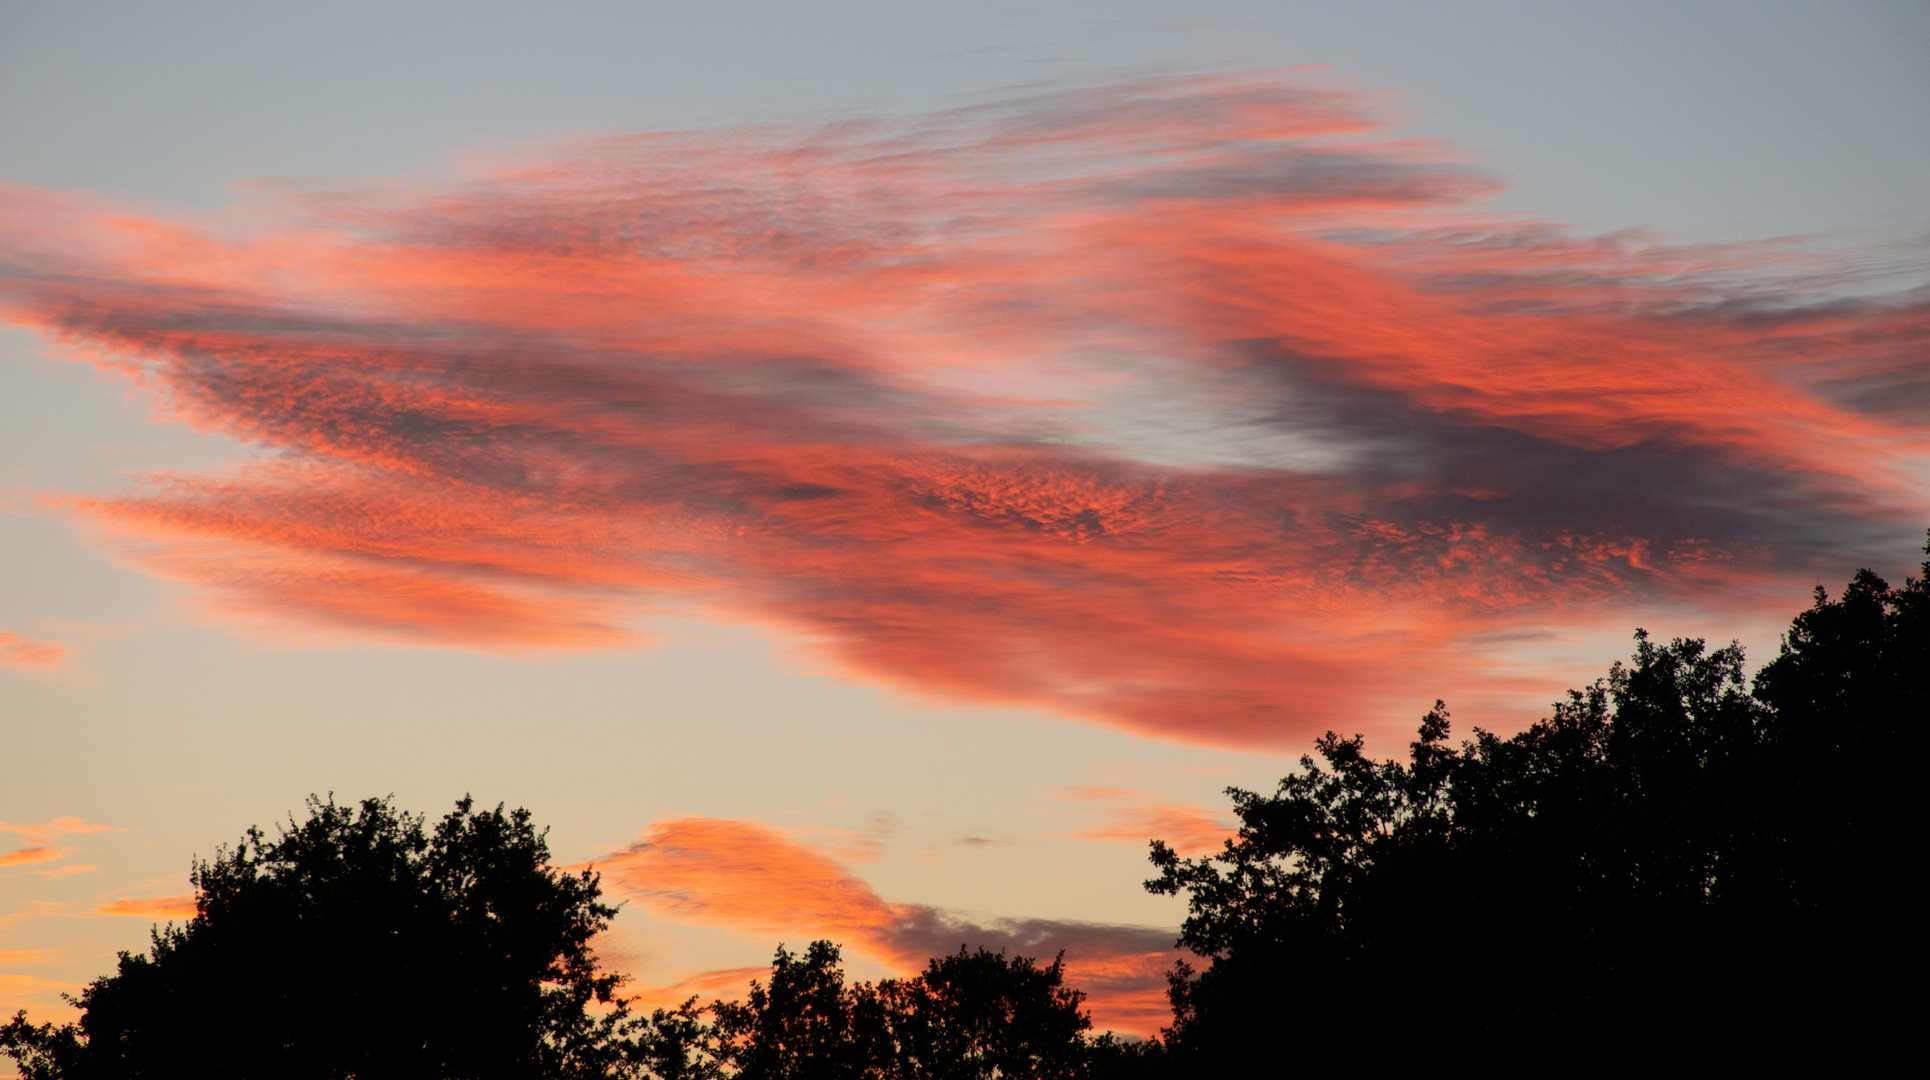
[1055,788,1233,857]
[0,818,116,872]
[596,817,1180,1035]
[0,847,70,869]
[92,895,196,919]
[0,818,116,844]
[628,965,772,1010]
[2,70,1922,746]
[0,631,70,671]
[34,864,98,879]
[0,972,82,1022]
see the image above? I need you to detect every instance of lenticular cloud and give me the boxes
[2,71,1923,747]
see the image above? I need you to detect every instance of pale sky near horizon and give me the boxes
[3,0,1927,1041]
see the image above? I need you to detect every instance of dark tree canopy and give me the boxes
[1141,542,1927,1074]
[641,942,1096,1080]
[3,796,635,1080]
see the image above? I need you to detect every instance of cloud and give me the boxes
[597,817,1182,1035]
[0,817,116,843]
[93,895,196,919]
[0,847,70,868]
[35,864,98,879]
[626,966,774,1012]
[1056,789,1233,858]
[0,631,70,671]
[0,972,82,1022]
[0,818,116,878]
[1,70,1923,747]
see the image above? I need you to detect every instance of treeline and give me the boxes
[628,943,1117,1079]
[5,542,1922,1077]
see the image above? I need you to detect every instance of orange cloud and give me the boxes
[0,631,69,671]
[625,966,773,1012]
[0,818,120,874]
[93,895,196,919]
[0,847,69,868]
[1,70,1922,748]
[0,972,82,1021]
[598,817,1182,1036]
[0,817,116,842]
[604,817,899,942]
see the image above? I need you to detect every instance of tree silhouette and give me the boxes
[641,942,1095,1079]
[875,946,1090,1080]
[1142,538,1927,1074]
[2,796,637,1080]
[710,942,892,1079]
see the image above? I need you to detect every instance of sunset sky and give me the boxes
[3,1,1926,1038]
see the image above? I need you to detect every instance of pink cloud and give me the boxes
[0,70,1922,748]
[0,631,70,671]
[1060,793,1234,858]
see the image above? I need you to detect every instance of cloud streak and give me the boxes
[597,817,1182,1035]
[0,848,69,869]
[0,632,70,671]
[0,818,114,871]
[1057,788,1233,857]
[1,70,1923,746]
[92,895,196,919]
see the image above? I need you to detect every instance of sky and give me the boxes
[2,0,1927,1041]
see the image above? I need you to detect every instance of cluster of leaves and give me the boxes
[1140,543,1927,1073]
[633,941,1116,1080]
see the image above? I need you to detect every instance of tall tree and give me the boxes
[3,796,637,1080]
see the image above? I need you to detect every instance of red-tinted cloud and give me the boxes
[1,70,1923,747]
[0,632,70,671]
[598,817,1182,1036]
